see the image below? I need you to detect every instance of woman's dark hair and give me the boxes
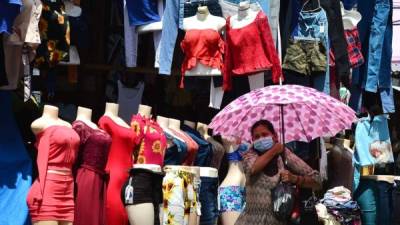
[251,120,276,136]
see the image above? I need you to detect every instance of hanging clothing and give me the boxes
[180,29,224,88]
[294,5,330,94]
[72,121,111,225]
[117,80,145,124]
[27,126,80,222]
[34,0,70,69]
[98,116,139,225]
[235,148,320,225]
[125,0,160,26]
[1,0,42,91]
[0,91,32,225]
[130,114,167,166]
[353,115,394,189]
[0,0,22,34]
[223,11,282,90]
[158,0,223,75]
[224,11,282,90]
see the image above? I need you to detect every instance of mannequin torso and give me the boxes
[104,103,130,128]
[219,138,246,187]
[229,2,259,29]
[182,6,226,76]
[75,106,99,130]
[219,137,245,225]
[157,116,185,144]
[31,105,71,135]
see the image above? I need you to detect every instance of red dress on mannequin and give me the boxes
[27,125,80,222]
[98,116,140,225]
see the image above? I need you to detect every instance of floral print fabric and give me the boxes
[130,114,167,166]
[34,0,70,69]
[162,170,195,225]
[218,186,246,213]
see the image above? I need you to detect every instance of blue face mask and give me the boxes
[253,136,274,153]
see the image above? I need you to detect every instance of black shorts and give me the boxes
[121,168,164,206]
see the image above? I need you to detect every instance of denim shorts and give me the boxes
[183,0,223,17]
[200,177,219,225]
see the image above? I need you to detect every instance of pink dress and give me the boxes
[27,125,80,222]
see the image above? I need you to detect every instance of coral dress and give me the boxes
[98,116,139,225]
[27,125,80,222]
[72,121,111,225]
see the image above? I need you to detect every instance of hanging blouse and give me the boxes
[0,0,22,34]
[130,114,167,167]
[224,11,282,90]
[180,29,224,88]
[34,0,70,69]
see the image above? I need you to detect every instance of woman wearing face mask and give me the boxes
[234,120,322,225]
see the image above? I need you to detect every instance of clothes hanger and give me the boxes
[301,0,322,13]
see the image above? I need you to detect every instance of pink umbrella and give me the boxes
[209,85,357,143]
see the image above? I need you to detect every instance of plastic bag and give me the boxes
[272,182,296,220]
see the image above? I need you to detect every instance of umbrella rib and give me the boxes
[290,103,310,142]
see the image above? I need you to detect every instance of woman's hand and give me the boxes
[272,143,284,156]
[280,170,298,184]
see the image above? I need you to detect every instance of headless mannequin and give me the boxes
[219,137,246,225]
[128,104,162,225]
[340,2,361,30]
[230,1,264,90]
[31,105,72,225]
[184,120,196,129]
[182,6,225,76]
[196,122,210,139]
[157,116,185,143]
[75,106,99,130]
[103,102,130,128]
[136,0,163,33]
[168,118,182,131]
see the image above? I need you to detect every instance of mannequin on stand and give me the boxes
[28,105,79,225]
[182,5,225,76]
[75,106,98,129]
[100,102,135,225]
[228,1,266,91]
[181,5,225,109]
[219,137,246,225]
[103,102,130,128]
[126,104,165,225]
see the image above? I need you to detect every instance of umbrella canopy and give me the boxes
[209,85,357,143]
